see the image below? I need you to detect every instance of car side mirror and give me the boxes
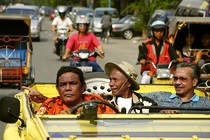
[0,97,20,123]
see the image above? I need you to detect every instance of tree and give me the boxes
[122,0,180,32]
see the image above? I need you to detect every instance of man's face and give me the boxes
[153,28,164,40]
[56,72,85,107]
[201,34,210,47]
[109,69,131,98]
[185,34,195,46]
[173,67,198,96]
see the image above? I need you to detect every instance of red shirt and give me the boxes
[66,33,101,61]
[38,94,115,114]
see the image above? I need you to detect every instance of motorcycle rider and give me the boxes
[137,20,177,84]
[63,15,105,72]
[52,6,74,55]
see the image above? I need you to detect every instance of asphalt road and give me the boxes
[0,17,143,139]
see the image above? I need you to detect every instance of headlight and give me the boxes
[31,26,40,30]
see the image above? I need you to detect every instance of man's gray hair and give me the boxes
[176,62,200,79]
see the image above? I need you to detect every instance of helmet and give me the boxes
[76,15,90,24]
[150,20,167,37]
[151,20,166,29]
[57,6,67,18]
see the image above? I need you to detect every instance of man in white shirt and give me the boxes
[104,61,157,113]
[52,6,74,55]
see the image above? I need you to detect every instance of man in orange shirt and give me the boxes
[23,66,116,114]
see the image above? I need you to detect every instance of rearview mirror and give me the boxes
[0,97,20,123]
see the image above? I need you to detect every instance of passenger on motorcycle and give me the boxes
[63,15,105,72]
[137,20,177,84]
[52,6,74,55]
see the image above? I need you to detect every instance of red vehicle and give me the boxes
[49,9,58,20]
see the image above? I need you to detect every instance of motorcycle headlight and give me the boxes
[156,69,171,79]
[31,26,39,30]
[79,53,89,59]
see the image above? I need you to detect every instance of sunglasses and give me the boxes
[172,76,188,83]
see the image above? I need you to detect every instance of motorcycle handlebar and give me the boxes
[136,60,178,69]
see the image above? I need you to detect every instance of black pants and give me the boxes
[101,26,111,39]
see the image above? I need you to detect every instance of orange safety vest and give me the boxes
[38,94,116,114]
[141,38,171,73]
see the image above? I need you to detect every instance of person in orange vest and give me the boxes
[22,66,116,114]
[137,20,178,84]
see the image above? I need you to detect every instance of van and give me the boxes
[69,7,93,29]
[92,7,119,34]
[175,0,210,17]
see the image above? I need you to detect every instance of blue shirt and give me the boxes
[143,92,210,108]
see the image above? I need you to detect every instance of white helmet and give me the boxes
[151,20,166,29]
[57,6,67,18]
[76,15,90,24]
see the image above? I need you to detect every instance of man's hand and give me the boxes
[98,51,105,58]
[62,56,67,61]
[60,108,71,114]
[139,59,146,65]
[22,86,47,103]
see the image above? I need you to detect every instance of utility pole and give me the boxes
[108,0,111,7]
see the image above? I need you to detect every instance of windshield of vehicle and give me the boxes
[119,16,130,23]
[95,10,119,18]
[5,8,38,16]
[119,16,137,24]
[175,8,206,17]
[40,116,210,138]
[77,9,92,15]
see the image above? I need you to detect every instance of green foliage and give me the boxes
[123,0,180,31]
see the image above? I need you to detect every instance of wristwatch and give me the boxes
[100,51,105,55]
[63,56,67,60]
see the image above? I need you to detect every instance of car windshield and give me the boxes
[176,8,206,17]
[5,8,38,16]
[95,10,118,18]
[39,115,210,139]
[119,16,130,23]
[77,10,92,15]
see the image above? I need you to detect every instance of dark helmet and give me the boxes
[57,6,67,18]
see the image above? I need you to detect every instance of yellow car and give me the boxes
[0,72,210,140]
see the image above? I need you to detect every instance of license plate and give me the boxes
[78,66,93,73]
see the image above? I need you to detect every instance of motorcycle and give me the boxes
[70,50,99,73]
[137,60,177,84]
[56,26,69,61]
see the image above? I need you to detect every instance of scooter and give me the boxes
[70,50,98,73]
[56,26,69,61]
[137,60,177,84]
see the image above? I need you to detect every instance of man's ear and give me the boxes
[127,80,132,88]
[193,78,198,87]
[83,82,87,92]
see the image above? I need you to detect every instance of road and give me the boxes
[0,17,143,140]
